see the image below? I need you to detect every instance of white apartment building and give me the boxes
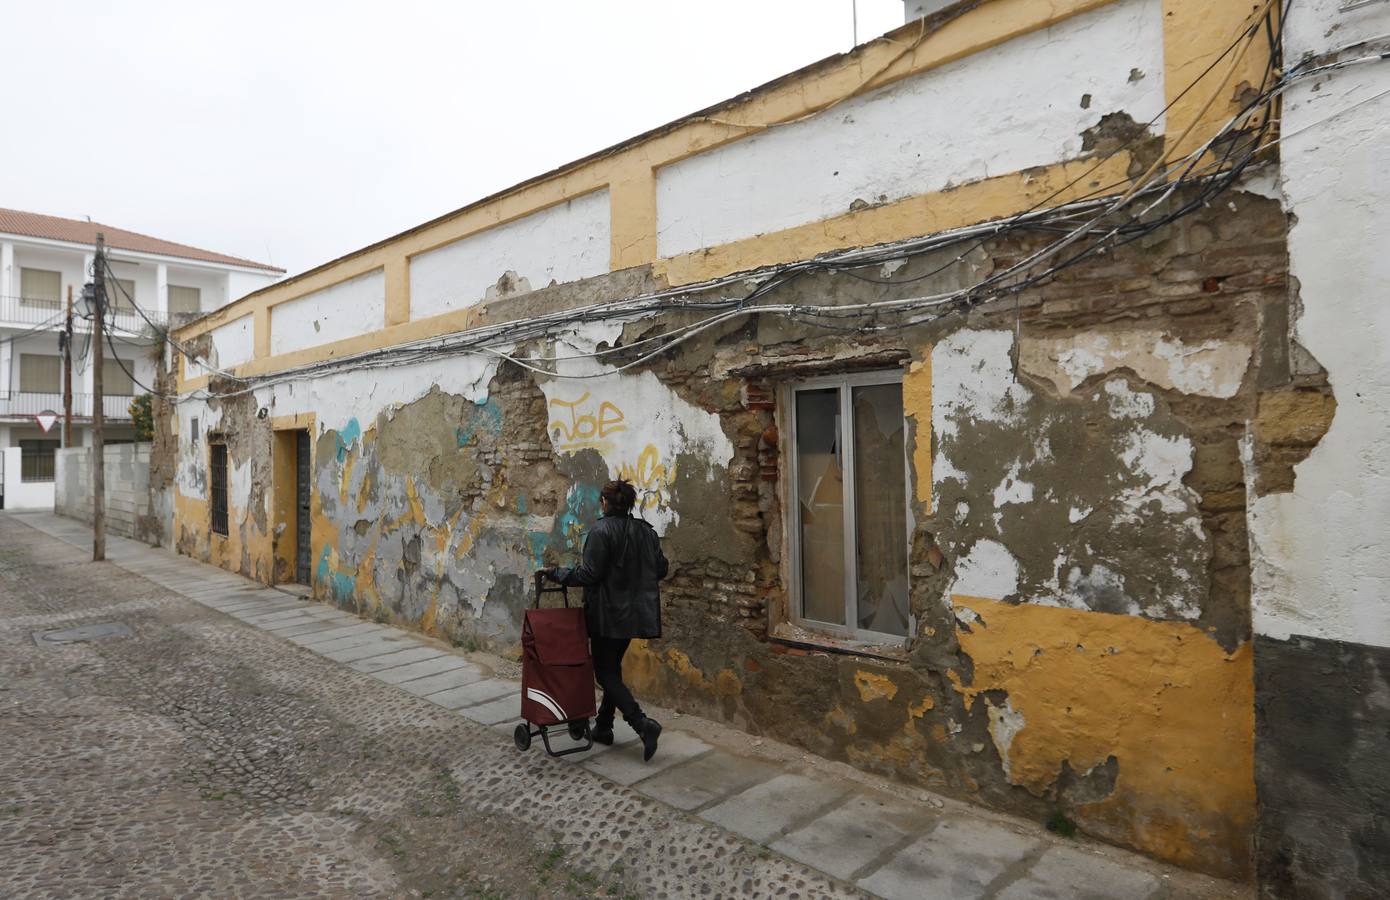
[0,208,282,509]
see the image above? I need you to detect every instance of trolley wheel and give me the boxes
[567,719,589,742]
[513,723,532,751]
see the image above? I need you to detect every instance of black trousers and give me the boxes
[591,637,644,730]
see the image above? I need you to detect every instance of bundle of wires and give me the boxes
[141,0,1380,400]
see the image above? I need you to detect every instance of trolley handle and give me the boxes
[533,570,572,609]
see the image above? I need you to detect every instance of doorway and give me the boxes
[294,429,311,584]
[273,426,314,587]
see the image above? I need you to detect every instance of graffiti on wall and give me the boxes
[548,392,627,451]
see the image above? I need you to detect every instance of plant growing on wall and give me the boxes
[130,393,155,442]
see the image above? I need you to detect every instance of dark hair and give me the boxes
[601,479,637,515]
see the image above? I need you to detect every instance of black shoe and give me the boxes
[591,723,614,745]
[640,718,662,762]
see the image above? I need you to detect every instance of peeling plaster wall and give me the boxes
[409,190,611,320]
[1250,1,1390,895]
[537,322,737,535]
[171,189,1290,880]
[269,269,386,356]
[187,313,254,377]
[654,0,1165,257]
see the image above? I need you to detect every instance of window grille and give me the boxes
[20,439,59,483]
[210,442,229,536]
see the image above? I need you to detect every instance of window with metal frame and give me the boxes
[20,439,59,483]
[210,441,229,536]
[787,371,911,641]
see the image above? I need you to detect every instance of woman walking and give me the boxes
[543,479,667,760]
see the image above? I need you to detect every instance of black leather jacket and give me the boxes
[556,512,667,639]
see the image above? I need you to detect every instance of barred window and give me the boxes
[210,441,229,536]
[20,439,59,483]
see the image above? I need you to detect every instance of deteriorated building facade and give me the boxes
[161,1,1390,894]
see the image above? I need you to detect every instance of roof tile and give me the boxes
[0,207,284,273]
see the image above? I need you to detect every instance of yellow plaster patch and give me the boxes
[826,705,858,735]
[908,696,935,719]
[715,668,742,698]
[854,670,900,703]
[949,595,1255,877]
[903,356,933,514]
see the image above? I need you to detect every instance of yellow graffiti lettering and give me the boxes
[617,443,675,511]
[548,394,628,449]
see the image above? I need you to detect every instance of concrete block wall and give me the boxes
[55,443,172,547]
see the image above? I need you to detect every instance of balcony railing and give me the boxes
[0,391,134,421]
[0,295,200,334]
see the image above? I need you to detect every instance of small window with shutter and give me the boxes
[19,268,62,311]
[102,358,136,396]
[104,277,137,313]
[19,354,62,393]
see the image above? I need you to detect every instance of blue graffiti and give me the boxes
[456,397,504,448]
[335,417,362,463]
[527,531,549,571]
[557,483,601,551]
[316,545,357,602]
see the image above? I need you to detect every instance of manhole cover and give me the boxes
[33,622,133,645]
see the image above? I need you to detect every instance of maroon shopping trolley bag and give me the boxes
[513,572,596,757]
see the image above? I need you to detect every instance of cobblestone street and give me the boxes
[0,513,1248,899]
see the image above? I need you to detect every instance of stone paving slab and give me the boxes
[291,622,385,646]
[261,608,350,627]
[582,730,712,786]
[347,645,444,674]
[458,694,522,725]
[637,748,783,811]
[771,790,931,881]
[425,678,514,709]
[240,612,321,631]
[321,638,424,664]
[239,607,316,626]
[700,772,853,844]
[996,845,1161,900]
[398,666,487,697]
[857,817,1041,900]
[221,598,305,615]
[269,618,358,638]
[294,626,395,651]
[370,654,472,685]
[8,513,1245,900]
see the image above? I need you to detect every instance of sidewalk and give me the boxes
[13,512,1248,900]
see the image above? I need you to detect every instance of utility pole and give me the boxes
[63,284,73,447]
[91,234,106,562]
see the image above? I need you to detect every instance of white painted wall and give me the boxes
[409,190,610,320]
[655,0,1165,257]
[2,446,55,509]
[187,314,255,378]
[228,269,280,304]
[1250,0,1390,647]
[269,269,386,356]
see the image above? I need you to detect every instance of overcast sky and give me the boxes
[2,1,904,277]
